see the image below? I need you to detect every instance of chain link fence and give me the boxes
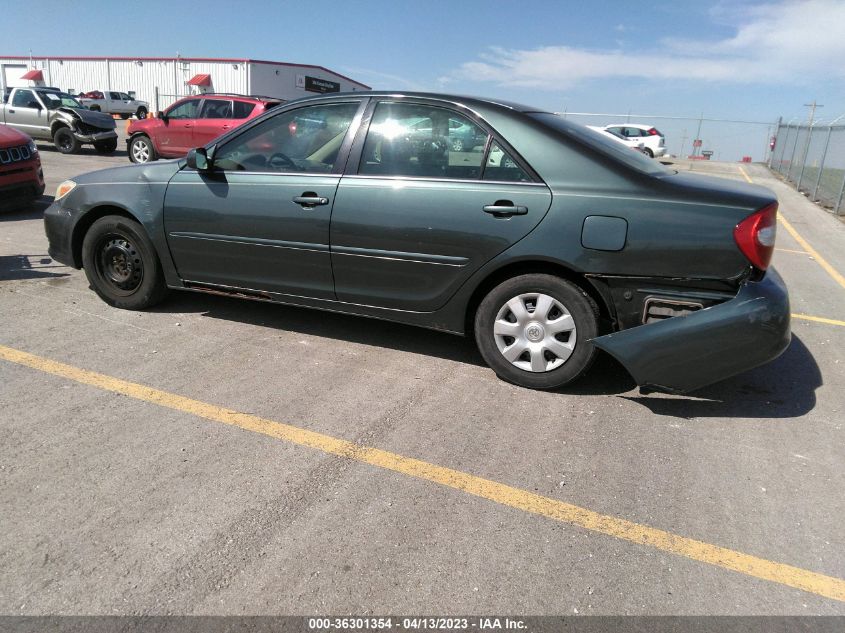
[769,120,845,215]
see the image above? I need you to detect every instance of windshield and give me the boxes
[39,91,85,110]
[530,113,670,176]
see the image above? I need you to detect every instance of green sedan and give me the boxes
[44,92,790,393]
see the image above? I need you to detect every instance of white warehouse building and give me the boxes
[0,55,370,110]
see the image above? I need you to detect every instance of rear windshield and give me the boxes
[530,113,670,176]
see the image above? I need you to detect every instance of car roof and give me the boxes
[176,93,281,103]
[282,91,552,114]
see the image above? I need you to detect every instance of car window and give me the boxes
[624,127,644,138]
[232,101,256,119]
[11,89,37,108]
[360,102,488,179]
[212,102,359,174]
[119,93,132,100]
[39,92,84,109]
[167,99,201,120]
[109,92,121,100]
[531,113,669,176]
[201,99,233,119]
[483,141,531,182]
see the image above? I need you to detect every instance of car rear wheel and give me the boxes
[451,138,465,151]
[82,215,168,310]
[88,105,101,112]
[136,107,148,119]
[643,147,654,158]
[474,274,599,389]
[129,135,157,163]
[53,128,80,154]
[94,139,118,153]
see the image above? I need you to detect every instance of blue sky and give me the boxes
[4,0,845,159]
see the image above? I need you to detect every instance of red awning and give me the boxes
[21,69,44,81]
[186,73,211,87]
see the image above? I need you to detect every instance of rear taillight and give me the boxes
[647,128,660,136]
[734,202,778,270]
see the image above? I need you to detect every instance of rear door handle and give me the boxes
[293,193,329,208]
[483,201,528,218]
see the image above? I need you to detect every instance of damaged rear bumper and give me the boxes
[592,268,791,394]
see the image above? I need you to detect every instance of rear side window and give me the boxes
[232,101,256,119]
[360,102,488,179]
[483,141,531,182]
[166,99,200,120]
[109,92,121,100]
[201,99,233,119]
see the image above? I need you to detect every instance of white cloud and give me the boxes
[448,0,845,90]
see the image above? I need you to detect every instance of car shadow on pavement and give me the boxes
[0,195,53,221]
[151,292,639,395]
[624,335,820,419]
[0,254,69,281]
[37,143,128,159]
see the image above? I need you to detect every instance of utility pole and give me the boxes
[679,128,688,159]
[804,100,823,126]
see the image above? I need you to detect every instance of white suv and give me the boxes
[602,124,665,158]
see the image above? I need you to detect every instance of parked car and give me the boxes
[601,124,666,158]
[0,87,118,154]
[43,92,789,393]
[0,124,44,208]
[587,125,646,153]
[409,116,488,152]
[78,90,149,120]
[126,94,282,163]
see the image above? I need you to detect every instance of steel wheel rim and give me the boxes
[96,234,144,293]
[58,133,72,151]
[493,292,576,373]
[132,140,150,162]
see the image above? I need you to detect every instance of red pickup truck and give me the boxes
[0,124,45,209]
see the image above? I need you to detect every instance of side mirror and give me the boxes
[157,111,167,122]
[186,147,210,171]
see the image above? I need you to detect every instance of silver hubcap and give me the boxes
[493,293,576,373]
[132,140,150,162]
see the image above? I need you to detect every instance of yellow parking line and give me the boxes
[1,343,844,603]
[792,313,845,327]
[777,214,845,291]
[776,248,810,255]
[738,166,845,291]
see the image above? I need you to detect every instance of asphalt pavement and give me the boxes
[0,133,843,615]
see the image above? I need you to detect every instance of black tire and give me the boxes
[474,274,599,390]
[89,105,101,112]
[94,138,118,153]
[136,106,148,119]
[128,135,157,163]
[120,113,130,120]
[81,215,168,310]
[53,127,80,154]
[643,147,654,158]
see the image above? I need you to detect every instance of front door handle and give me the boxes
[483,201,528,218]
[293,193,329,208]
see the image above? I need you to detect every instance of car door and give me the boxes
[5,89,48,138]
[163,99,364,298]
[330,100,553,312]
[192,98,235,147]
[158,98,201,155]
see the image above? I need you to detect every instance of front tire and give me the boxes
[82,215,168,310]
[474,274,599,389]
[53,127,80,154]
[136,106,148,119]
[128,135,157,163]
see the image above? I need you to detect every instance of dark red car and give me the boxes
[0,124,45,209]
[126,93,282,163]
